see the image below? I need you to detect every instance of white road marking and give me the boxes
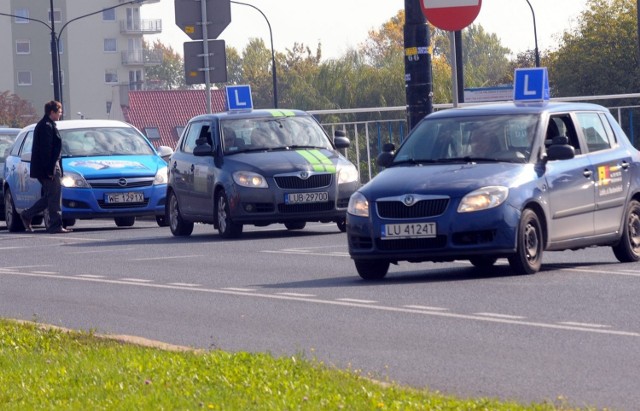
[1,270,639,338]
[403,305,449,311]
[277,292,316,297]
[474,312,527,320]
[336,298,377,304]
[559,321,610,329]
[120,278,153,283]
[76,275,105,279]
[168,282,201,287]
[131,255,204,261]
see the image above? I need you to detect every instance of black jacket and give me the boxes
[30,115,62,179]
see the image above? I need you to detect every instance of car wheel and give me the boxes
[216,191,242,238]
[114,216,136,227]
[156,215,169,227]
[336,218,347,232]
[284,221,306,230]
[354,259,390,280]
[31,216,44,226]
[612,199,640,262]
[168,190,193,236]
[469,256,498,268]
[508,208,543,274]
[4,189,24,232]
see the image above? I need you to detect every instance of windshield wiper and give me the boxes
[391,158,438,166]
[287,145,327,150]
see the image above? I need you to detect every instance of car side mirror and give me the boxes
[193,143,213,157]
[382,143,395,153]
[377,152,394,168]
[156,146,174,163]
[333,130,350,149]
[546,143,575,161]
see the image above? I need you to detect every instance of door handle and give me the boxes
[583,169,593,178]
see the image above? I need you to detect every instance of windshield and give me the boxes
[220,116,332,154]
[393,114,539,164]
[60,127,155,157]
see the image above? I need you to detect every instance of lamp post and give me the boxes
[231,1,278,108]
[0,0,147,112]
[524,0,540,67]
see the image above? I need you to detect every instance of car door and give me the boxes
[189,122,217,218]
[5,130,42,211]
[576,111,631,236]
[544,114,596,241]
[169,122,201,214]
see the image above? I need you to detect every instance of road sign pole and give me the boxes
[201,0,212,114]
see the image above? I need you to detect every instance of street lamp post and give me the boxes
[525,0,540,67]
[231,1,278,108]
[0,0,147,112]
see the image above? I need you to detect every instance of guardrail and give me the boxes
[311,94,640,183]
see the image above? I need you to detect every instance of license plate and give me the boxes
[382,222,437,239]
[285,192,328,204]
[105,192,144,203]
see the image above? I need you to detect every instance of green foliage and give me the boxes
[548,0,640,96]
[144,40,188,90]
[0,319,577,410]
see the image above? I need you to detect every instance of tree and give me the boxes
[144,40,188,90]
[548,0,640,96]
[0,91,37,128]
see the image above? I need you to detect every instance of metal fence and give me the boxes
[311,94,640,183]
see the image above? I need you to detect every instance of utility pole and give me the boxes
[404,0,433,130]
[50,0,61,102]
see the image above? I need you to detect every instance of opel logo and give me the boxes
[299,171,310,180]
[118,178,128,187]
[403,194,415,206]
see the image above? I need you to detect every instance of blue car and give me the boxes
[0,127,21,220]
[3,119,173,231]
[347,101,640,279]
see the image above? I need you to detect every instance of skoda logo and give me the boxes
[299,171,310,180]
[403,194,416,206]
[118,178,128,187]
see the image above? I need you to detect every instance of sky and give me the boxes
[143,0,589,60]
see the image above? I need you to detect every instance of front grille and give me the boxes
[275,174,332,189]
[98,199,150,209]
[376,236,447,251]
[376,198,449,219]
[88,177,154,189]
[278,201,333,213]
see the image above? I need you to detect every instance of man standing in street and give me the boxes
[20,101,71,234]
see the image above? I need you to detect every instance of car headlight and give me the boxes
[348,191,369,217]
[233,171,268,188]
[61,171,90,188]
[337,163,359,184]
[457,186,509,213]
[154,166,168,185]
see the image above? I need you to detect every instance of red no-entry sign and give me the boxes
[421,0,482,31]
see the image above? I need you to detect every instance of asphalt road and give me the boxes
[1,218,639,410]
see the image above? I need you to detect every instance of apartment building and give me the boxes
[1,0,162,121]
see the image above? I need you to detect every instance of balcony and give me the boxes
[121,49,163,66]
[120,19,162,35]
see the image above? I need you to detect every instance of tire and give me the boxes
[354,259,390,280]
[114,216,136,227]
[508,208,543,274]
[336,218,347,232]
[45,210,75,229]
[156,215,169,227]
[284,221,306,230]
[4,189,25,232]
[31,216,44,226]
[469,256,498,268]
[168,190,193,236]
[612,199,640,263]
[63,218,76,228]
[216,191,242,238]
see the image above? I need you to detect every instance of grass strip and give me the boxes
[0,319,589,410]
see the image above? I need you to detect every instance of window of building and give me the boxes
[50,70,65,85]
[104,38,117,53]
[14,9,29,23]
[105,69,118,84]
[102,9,116,21]
[48,9,62,23]
[17,71,32,86]
[144,127,161,140]
[16,40,30,54]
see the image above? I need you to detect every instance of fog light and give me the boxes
[244,203,254,212]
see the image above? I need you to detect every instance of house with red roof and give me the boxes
[121,89,227,149]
